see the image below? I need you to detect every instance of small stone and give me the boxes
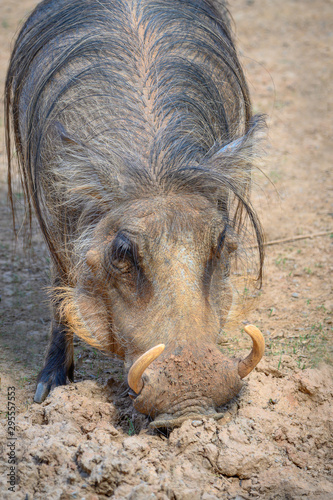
[174,489,200,500]
[191,420,203,427]
[291,292,299,298]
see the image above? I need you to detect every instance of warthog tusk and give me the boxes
[128,344,165,394]
[238,325,265,378]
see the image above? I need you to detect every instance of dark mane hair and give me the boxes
[5,0,264,282]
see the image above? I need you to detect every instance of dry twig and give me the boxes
[262,231,332,247]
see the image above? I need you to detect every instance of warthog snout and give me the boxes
[128,326,264,427]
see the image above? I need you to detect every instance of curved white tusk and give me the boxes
[128,344,165,394]
[238,325,265,378]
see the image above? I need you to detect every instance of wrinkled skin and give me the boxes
[73,195,240,423]
[134,344,242,427]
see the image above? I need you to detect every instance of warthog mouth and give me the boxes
[149,408,226,429]
[147,394,226,429]
[127,325,265,427]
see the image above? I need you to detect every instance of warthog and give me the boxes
[6,0,265,427]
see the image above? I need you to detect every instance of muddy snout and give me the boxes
[128,326,265,427]
[129,343,242,427]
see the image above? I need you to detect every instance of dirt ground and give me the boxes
[0,0,332,499]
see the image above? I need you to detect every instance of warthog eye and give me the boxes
[107,232,138,274]
[216,226,227,257]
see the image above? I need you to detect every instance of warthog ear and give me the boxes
[205,115,266,168]
[217,136,244,156]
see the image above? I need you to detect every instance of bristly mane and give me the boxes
[5,0,264,282]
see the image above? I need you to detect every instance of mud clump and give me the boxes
[0,364,332,499]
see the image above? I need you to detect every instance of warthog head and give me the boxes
[67,195,264,427]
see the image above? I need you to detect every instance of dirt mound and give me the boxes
[1,361,332,499]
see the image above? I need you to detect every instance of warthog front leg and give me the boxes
[34,322,74,403]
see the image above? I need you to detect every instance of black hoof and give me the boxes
[34,382,51,403]
[34,362,72,403]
